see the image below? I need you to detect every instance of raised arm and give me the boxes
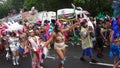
[62,20,80,33]
[27,40,33,50]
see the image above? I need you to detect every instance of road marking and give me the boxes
[73,56,80,59]
[46,56,80,60]
[46,56,56,59]
[46,55,120,67]
[90,62,120,67]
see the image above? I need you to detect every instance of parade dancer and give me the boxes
[8,32,20,65]
[80,19,97,63]
[28,30,44,68]
[109,23,120,68]
[0,36,3,56]
[1,31,10,60]
[44,20,80,68]
[39,26,49,58]
[19,30,28,57]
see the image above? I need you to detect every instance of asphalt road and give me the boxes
[0,45,115,68]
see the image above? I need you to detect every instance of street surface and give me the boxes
[0,45,115,68]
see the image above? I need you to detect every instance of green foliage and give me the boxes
[0,0,113,18]
[0,0,24,18]
[11,0,24,10]
[24,0,72,11]
[0,0,12,18]
[73,0,113,16]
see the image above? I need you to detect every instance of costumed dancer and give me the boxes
[28,30,44,68]
[1,31,10,60]
[39,26,49,58]
[0,35,3,56]
[0,22,9,58]
[44,20,80,68]
[18,30,28,57]
[80,19,97,63]
[109,22,120,68]
[39,38,46,66]
[8,31,20,65]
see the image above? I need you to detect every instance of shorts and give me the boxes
[96,37,104,48]
[18,46,24,53]
[82,48,93,57]
[110,44,120,55]
[9,45,19,51]
[54,42,66,49]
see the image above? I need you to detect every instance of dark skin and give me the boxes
[44,20,80,68]
[109,26,120,68]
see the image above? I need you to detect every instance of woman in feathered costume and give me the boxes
[109,19,120,68]
[8,31,20,66]
[0,21,10,59]
[44,20,80,68]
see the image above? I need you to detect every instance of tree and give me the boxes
[11,0,24,10]
[0,0,113,18]
[24,0,42,11]
[0,0,24,18]
[73,0,113,16]
[0,0,12,18]
[24,0,73,11]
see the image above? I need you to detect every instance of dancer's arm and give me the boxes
[27,40,33,51]
[44,32,55,47]
[62,20,80,32]
[110,30,114,43]
[101,28,105,40]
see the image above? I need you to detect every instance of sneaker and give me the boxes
[97,54,103,58]
[80,57,85,61]
[16,62,19,65]
[100,54,104,57]
[90,59,98,63]
[13,62,16,66]
[61,60,65,65]
[103,46,107,48]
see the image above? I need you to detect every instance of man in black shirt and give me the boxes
[95,20,105,58]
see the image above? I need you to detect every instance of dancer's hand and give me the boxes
[42,42,47,48]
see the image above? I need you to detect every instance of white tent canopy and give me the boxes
[47,11,56,20]
[57,8,83,15]
[7,14,22,22]
[37,11,56,25]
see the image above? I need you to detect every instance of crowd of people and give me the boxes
[0,7,120,68]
